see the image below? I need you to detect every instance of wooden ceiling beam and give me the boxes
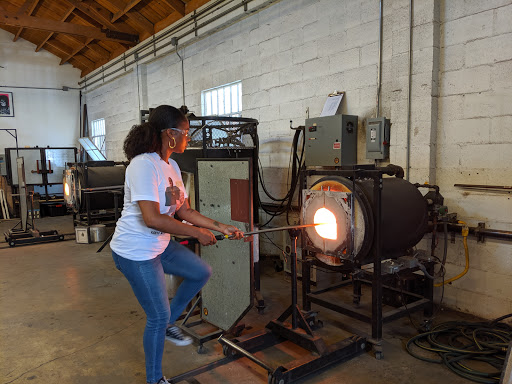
[155,0,209,33]
[46,39,95,68]
[161,0,184,16]
[111,0,143,22]
[13,0,40,42]
[102,0,153,35]
[60,37,93,65]
[0,9,139,44]
[64,0,136,34]
[36,6,75,52]
[63,35,111,60]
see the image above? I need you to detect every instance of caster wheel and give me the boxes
[197,345,205,354]
[375,351,383,360]
[9,241,15,247]
[223,345,237,357]
[59,235,64,241]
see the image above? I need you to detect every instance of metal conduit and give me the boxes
[446,223,512,242]
[79,0,276,89]
[406,0,413,180]
[376,0,383,118]
[79,0,229,86]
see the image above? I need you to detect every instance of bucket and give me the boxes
[90,224,107,243]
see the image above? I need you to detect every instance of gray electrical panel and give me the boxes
[366,117,391,160]
[305,114,358,167]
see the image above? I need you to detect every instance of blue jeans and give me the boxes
[112,241,212,384]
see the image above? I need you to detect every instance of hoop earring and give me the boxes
[169,137,176,149]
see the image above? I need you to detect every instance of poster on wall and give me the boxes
[0,92,14,117]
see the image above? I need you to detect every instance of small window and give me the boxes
[90,118,106,156]
[201,81,242,117]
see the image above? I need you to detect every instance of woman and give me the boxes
[110,105,243,384]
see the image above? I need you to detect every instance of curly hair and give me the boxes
[123,105,187,161]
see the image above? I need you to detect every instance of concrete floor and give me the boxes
[1,215,475,384]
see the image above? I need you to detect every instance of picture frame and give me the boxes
[0,92,14,117]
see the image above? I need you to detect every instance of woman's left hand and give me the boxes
[222,225,244,240]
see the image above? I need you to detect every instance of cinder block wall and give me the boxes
[436,1,512,318]
[82,0,512,320]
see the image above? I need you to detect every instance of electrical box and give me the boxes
[366,117,391,160]
[305,114,358,167]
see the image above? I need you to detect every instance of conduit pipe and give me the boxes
[79,0,229,86]
[79,0,281,89]
[376,0,383,118]
[406,0,413,180]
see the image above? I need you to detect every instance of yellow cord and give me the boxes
[435,220,469,287]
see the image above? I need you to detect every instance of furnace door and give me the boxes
[196,159,254,331]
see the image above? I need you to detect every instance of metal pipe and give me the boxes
[172,38,186,107]
[406,0,413,181]
[0,85,79,91]
[79,0,268,89]
[79,0,230,86]
[242,223,322,236]
[217,336,274,373]
[376,0,383,118]
[445,223,512,242]
[454,184,512,191]
[290,234,298,329]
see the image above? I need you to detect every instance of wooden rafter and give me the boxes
[36,6,75,52]
[161,0,184,16]
[60,37,93,65]
[111,0,143,22]
[46,39,95,68]
[64,0,135,34]
[102,0,153,35]
[155,0,210,33]
[0,0,217,77]
[0,9,138,44]
[62,35,111,62]
[13,0,40,41]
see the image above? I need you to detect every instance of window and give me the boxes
[90,118,106,156]
[201,81,242,116]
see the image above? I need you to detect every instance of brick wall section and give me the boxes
[82,0,512,319]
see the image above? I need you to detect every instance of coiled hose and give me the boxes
[406,314,512,383]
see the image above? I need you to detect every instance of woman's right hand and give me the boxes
[195,228,217,246]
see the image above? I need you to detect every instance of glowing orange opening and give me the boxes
[64,182,70,196]
[314,207,337,240]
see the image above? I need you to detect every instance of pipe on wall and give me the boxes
[406,0,413,180]
[446,223,512,242]
[376,0,383,118]
[79,0,283,90]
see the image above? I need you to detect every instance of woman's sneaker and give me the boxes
[156,377,171,384]
[165,326,193,346]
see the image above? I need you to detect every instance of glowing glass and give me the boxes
[314,207,337,240]
[64,183,70,196]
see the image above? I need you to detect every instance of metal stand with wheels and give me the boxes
[177,295,245,354]
[4,157,63,247]
[169,228,366,384]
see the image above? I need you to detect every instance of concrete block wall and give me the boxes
[81,0,512,320]
[436,0,512,319]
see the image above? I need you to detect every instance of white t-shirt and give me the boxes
[110,152,188,261]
